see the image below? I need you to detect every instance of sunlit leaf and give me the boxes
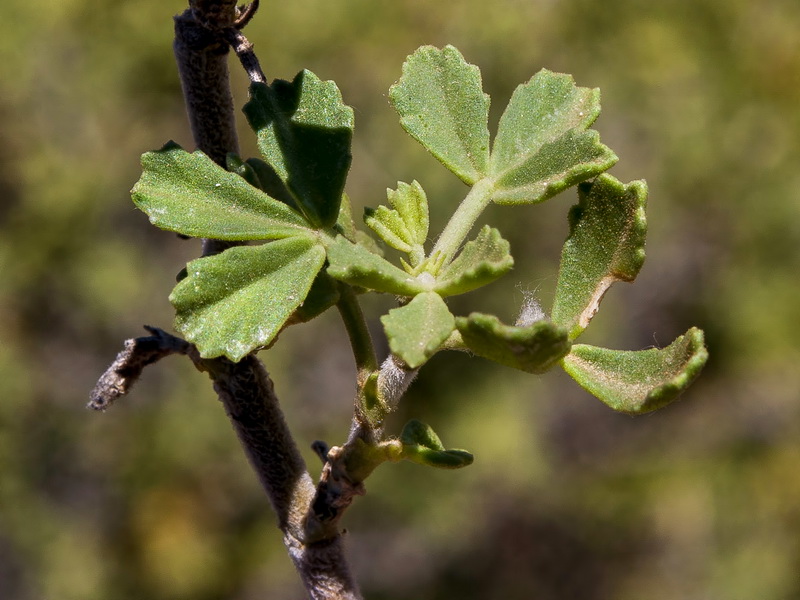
[551,174,648,339]
[365,181,430,251]
[132,142,312,239]
[489,70,617,204]
[243,71,354,228]
[456,313,570,373]
[326,236,427,296]
[562,327,708,414]
[381,292,455,368]
[364,205,414,253]
[434,226,513,296]
[390,45,490,184]
[170,236,326,361]
[388,180,429,246]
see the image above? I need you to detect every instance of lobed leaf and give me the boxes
[489,70,618,204]
[456,313,571,374]
[551,174,648,339]
[390,45,490,185]
[243,71,354,228]
[381,292,455,368]
[561,327,708,414]
[399,419,474,469]
[364,181,430,255]
[170,236,326,361]
[364,205,414,253]
[388,180,429,246]
[132,142,312,239]
[325,236,427,296]
[434,225,514,297]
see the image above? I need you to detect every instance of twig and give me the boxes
[225,27,267,84]
[89,326,191,410]
[234,0,260,29]
[227,0,267,83]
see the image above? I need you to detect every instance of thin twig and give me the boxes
[234,0,260,29]
[89,326,191,410]
[225,27,267,83]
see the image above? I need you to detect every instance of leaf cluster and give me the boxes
[131,45,707,471]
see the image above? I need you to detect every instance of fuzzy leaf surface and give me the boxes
[388,180,429,245]
[562,328,708,414]
[381,292,455,368]
[456,313,571,373]
[132,143,311,239]
[326,236,426,296]
[364,205,414,253]
[170,237,326,361]
[390,45,490,184]
[365,181,430,254]
[551,174,648,339]
[399,419,474,469]
[243,72,354,228]
[489,70,618,204]
[435,225,514,296]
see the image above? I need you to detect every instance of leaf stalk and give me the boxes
[430,177,494,264]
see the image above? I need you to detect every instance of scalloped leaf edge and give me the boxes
[561,327,708,414]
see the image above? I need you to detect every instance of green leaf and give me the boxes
[399,419,474,469]
[456,313,571,374]
[562,327,708,414]
[551,174,648,339]
[326,236,428,296]
[365,181,430,269]
[390,45,490,185]
[132,142,312,239]
[388,180,429,246]
[170,236,326,361]
[381,292,455,368]
[364,205,414,253]
[243,71,354,228]
[489,69,618,204]
[286,271,340,325]
[434,225,514,296]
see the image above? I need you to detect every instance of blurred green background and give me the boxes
[1,0,799,598]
